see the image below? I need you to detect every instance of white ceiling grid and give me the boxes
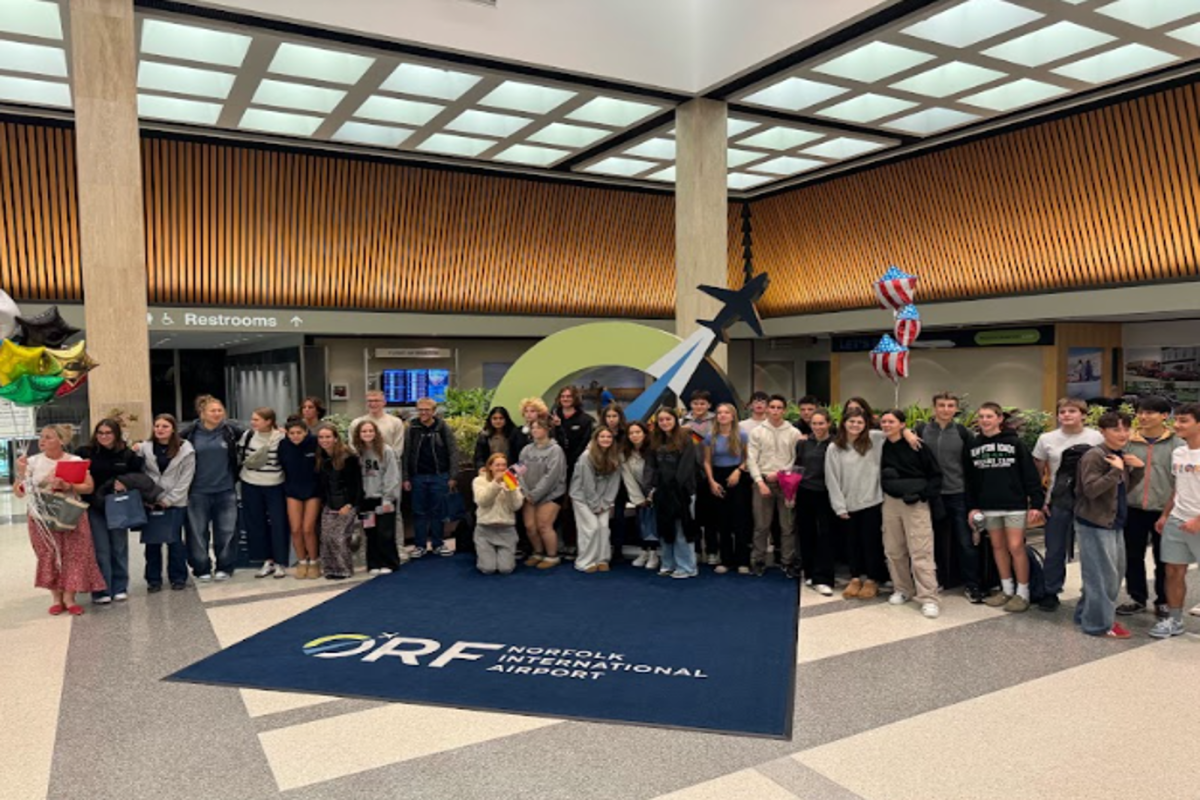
[0,0,1198,195]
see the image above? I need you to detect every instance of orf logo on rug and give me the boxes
[304,633,503,668]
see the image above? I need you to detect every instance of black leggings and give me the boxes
[839,503,887,582]
[797,489,836,586]
[710,466,751,567]
[362,498,400,571]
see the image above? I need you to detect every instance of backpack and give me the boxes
[1025,545,1047,602]
[1050,443,1094,508]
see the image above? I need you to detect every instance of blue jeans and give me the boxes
[1074,522,1126,636]
[636,505,659,545]
[1044,504,1076,595]
[412,473,449,550]
[88,507,129,600]
[658,521,697,576]
[242,483,289,565]
[186,490,240,576]
[145,543,189,586]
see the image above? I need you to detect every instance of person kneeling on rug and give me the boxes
[571,428,623,573]
[473,453,524,575]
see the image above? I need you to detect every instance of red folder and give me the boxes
[54,459,90,484]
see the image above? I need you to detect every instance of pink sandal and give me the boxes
[66,605,85,616]
[48,604,65,616]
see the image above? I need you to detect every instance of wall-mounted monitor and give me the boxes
[381,368,450,405]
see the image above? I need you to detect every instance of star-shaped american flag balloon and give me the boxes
[874,266,918,311]
[893,304,922,347]
[871,334,910,383]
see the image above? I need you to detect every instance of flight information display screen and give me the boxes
[380,369,450,404]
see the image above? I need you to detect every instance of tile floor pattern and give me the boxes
[2,491,1197,800]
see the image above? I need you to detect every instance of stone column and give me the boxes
[69,0,151,439]
[674,98,728,368]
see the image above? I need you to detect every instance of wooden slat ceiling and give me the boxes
[751,82,1200,317]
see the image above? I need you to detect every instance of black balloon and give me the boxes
[14,306,81,348]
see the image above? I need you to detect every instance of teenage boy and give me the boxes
[352,390,406,454]
[794,395,819,437]
[402,397,459,558]
[748,395,803,577]
[916,391,979,600]
[683,390,719,565]
[1073,412,1143,639]
[1118,396,1182,617]
[740,391,769,435]
[1150,403,1200,638]
[1033,397,1104,611]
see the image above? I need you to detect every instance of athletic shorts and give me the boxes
[982,511,1027,532]
[1160,517,1200,565]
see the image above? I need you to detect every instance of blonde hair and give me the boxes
[711,403,742,458]
[520,397,549,416]
[480,452,509,476]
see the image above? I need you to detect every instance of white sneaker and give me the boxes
[255,563,275,579]
[94,596,112,605]
[921,602,940,619]
[1189,603,1200,617]
[645,552,660,571]
[805,578,813,587]
[197,573,213,582]
[378,568,393,575]
[214,571,230,581]
[631,550,649,568]
[114,592,128,601]
[368,568,381,575]
[888,592,909,605]
[273,564,287,579]
[814,584,833,596]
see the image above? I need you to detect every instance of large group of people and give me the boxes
[16,384,1200,640]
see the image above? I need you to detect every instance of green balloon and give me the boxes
[0,374,64,406]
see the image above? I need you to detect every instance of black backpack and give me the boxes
[1050,444,1094,508]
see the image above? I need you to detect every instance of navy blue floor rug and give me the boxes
[170,558,799,738]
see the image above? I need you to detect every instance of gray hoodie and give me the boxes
[570,452,622,513]
[518,441,567,505]
[825,430,886,515]
[360,444,401,504]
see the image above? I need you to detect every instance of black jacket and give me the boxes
[881,438,943,503]
[648,442,697,542]
[403,417,459,477]
[965,430,1045,512]
[554,408,594,474]
[795,437,831,493]
[78,444,159,509]
[318,454,363,510]
[473,428,514,471]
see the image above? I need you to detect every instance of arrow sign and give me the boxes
[290,316,303,327]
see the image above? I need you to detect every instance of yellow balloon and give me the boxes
[0,339,45,386]
[46,340,98,381]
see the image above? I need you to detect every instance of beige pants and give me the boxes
[882,496,938,606]
[752,482,795,568]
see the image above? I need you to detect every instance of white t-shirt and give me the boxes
[26,453,83,497]
[1033,427,1104,498]
[739,417,767,436]
[1170,445,1200,523]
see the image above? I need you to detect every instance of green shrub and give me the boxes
[443,388,495,419]
[445,414,484,465]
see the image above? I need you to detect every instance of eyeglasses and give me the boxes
[97,430,116,436]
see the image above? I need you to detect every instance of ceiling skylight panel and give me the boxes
[752,156,824,176]
[527,122,611,148]
[493,144,571,166]
[737,127,823,150]
[883,107,980,134]
[727,118,760,137]
[1097,0,1200,29]
[983,21,1117,67]
[354,95,444,126]
[332,121,412,147]
[239,108,324,137]
[890,61,1006,98]
[252,79,347,113]
[727,173,775,190]
[268,43,373,84]
[816,93,918,123]
[812,41,936,83]
[582,156,658,177]
[1052,43,1178,82]
[960,77,1068,110]
[624,138,676,160]
[567,97,661,126]
[901,0,1044,48]
[1169,22,1200,46]
[741,77,849,111]
[141,19,251,68]
[479,81,574,114]
[0,74,69,107]
[138,62,235,99]
[801,137,888,159]
[445,109,533,138]
[138,94,222,125]
[726,148,763,168]
[646,166,677,182]
[0,40,67,77]
[416,133,494,157]
[380,63,481,100]
[0,0,63,40]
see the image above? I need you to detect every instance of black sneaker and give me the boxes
[1037,594,1060,612]
[966,588,986,604]
[147,584,162,594]
[1115,601,1145,616]
[171,582,186,591]
[1155,603,1171,619]
[783,565,800,580]
[752,562,765,577]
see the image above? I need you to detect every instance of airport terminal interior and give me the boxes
[3,0,1200,798]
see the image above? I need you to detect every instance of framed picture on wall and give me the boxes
[330,382,350,401]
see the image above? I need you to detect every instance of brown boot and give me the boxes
[859,579,879,599]
[843,578,862,599]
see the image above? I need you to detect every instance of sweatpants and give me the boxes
[882,496,939,606]
[752,482,795,568]
[574,504,612,571]
[474,523,517,574]
[361,498,401,571]
[840,503,888,582]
